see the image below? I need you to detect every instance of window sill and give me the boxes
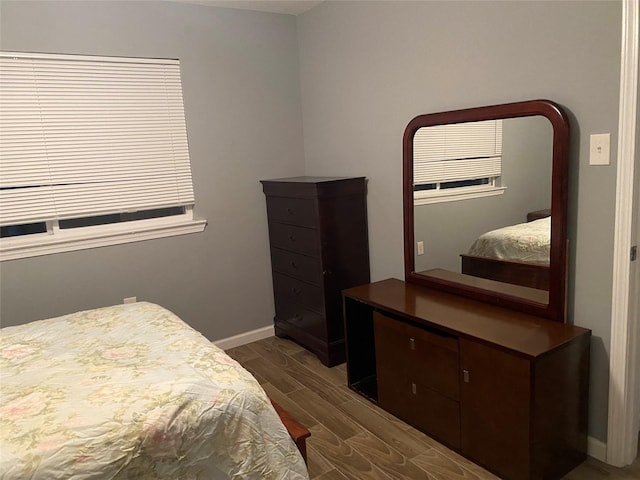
[0,217,207,261]
[414,186,506,206]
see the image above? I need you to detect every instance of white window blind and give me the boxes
[412,119,504,205]
[0,52,205,260]
[413,120,503,186]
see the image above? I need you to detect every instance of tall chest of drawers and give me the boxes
[261,177,370,366]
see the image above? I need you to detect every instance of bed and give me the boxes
[0,302,310,480]
[460,215,550,290]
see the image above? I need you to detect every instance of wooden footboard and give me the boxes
[460,254,550,290]
[270,399,311,463]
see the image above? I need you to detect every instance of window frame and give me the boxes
[0,51,205,260]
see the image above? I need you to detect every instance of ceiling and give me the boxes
[168,0,324,15]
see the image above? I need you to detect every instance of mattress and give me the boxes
[466,216,550,264]
[0,302,309,480]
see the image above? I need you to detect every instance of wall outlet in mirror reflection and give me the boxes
[416,241,425,256]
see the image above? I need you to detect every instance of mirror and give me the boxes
[403,100,569,322]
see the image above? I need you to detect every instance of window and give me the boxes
[0,52,206,260]
[413,119,506,205]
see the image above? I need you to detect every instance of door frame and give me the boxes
[607,0,639,467]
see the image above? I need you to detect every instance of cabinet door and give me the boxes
[460,338,531,480]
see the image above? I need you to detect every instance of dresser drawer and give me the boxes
[271,248,322,284]
[273,273,324,313]
[377,370,461,449]
[374,312,459,400]
[275,302,326,340]
[268,223,319,256]
[407,321,459,401]
[266,196,317,227]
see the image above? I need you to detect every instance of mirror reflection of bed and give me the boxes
[461,211,551,290]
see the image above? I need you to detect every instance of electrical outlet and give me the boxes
[416,241,425,256]
[123,296,137,304]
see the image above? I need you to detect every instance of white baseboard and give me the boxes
[588,435,607,463]
[213,325,274,351]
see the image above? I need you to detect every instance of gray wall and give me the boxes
[297,1,621,443]
[0,1,305,339]
[0,0,622,444]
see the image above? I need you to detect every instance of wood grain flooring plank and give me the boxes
[242,356,303,394]
[305,443,335,479]
[405,427,498,479]
[345,429,436,480]
[250,337,302,368]
[289,387,363,441]
[336,384,415,432]
[336,398,435,459]
[224,345,260,364]
[308,423,394,480]
[412,446,498,480]
[250,339,353,406]
[291,347,348,386]
[264,335,307,356]
[334,363,347,375]
[261,382,319,430]
[313,469,351,480]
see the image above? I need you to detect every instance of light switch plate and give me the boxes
[590,133,611,165]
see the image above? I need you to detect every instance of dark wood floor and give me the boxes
[226,336,640,480]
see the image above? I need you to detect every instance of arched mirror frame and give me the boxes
[403,99,570,322]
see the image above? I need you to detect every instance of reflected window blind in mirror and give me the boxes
[413,120,504,205]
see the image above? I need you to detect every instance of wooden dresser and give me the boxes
[261,176,370,366]
[343,278,590,480]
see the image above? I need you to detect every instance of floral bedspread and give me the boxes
[0,302,309,480]
[466,216,550,264]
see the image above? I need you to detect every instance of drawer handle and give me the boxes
[463,369,470,383]
[291,287,301,295]
[287,208,294,215]
[411,383,417,395]
[292,313,302,321]
[288,235,296,242]
[290,261,298,269]
[409,338,415,350]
